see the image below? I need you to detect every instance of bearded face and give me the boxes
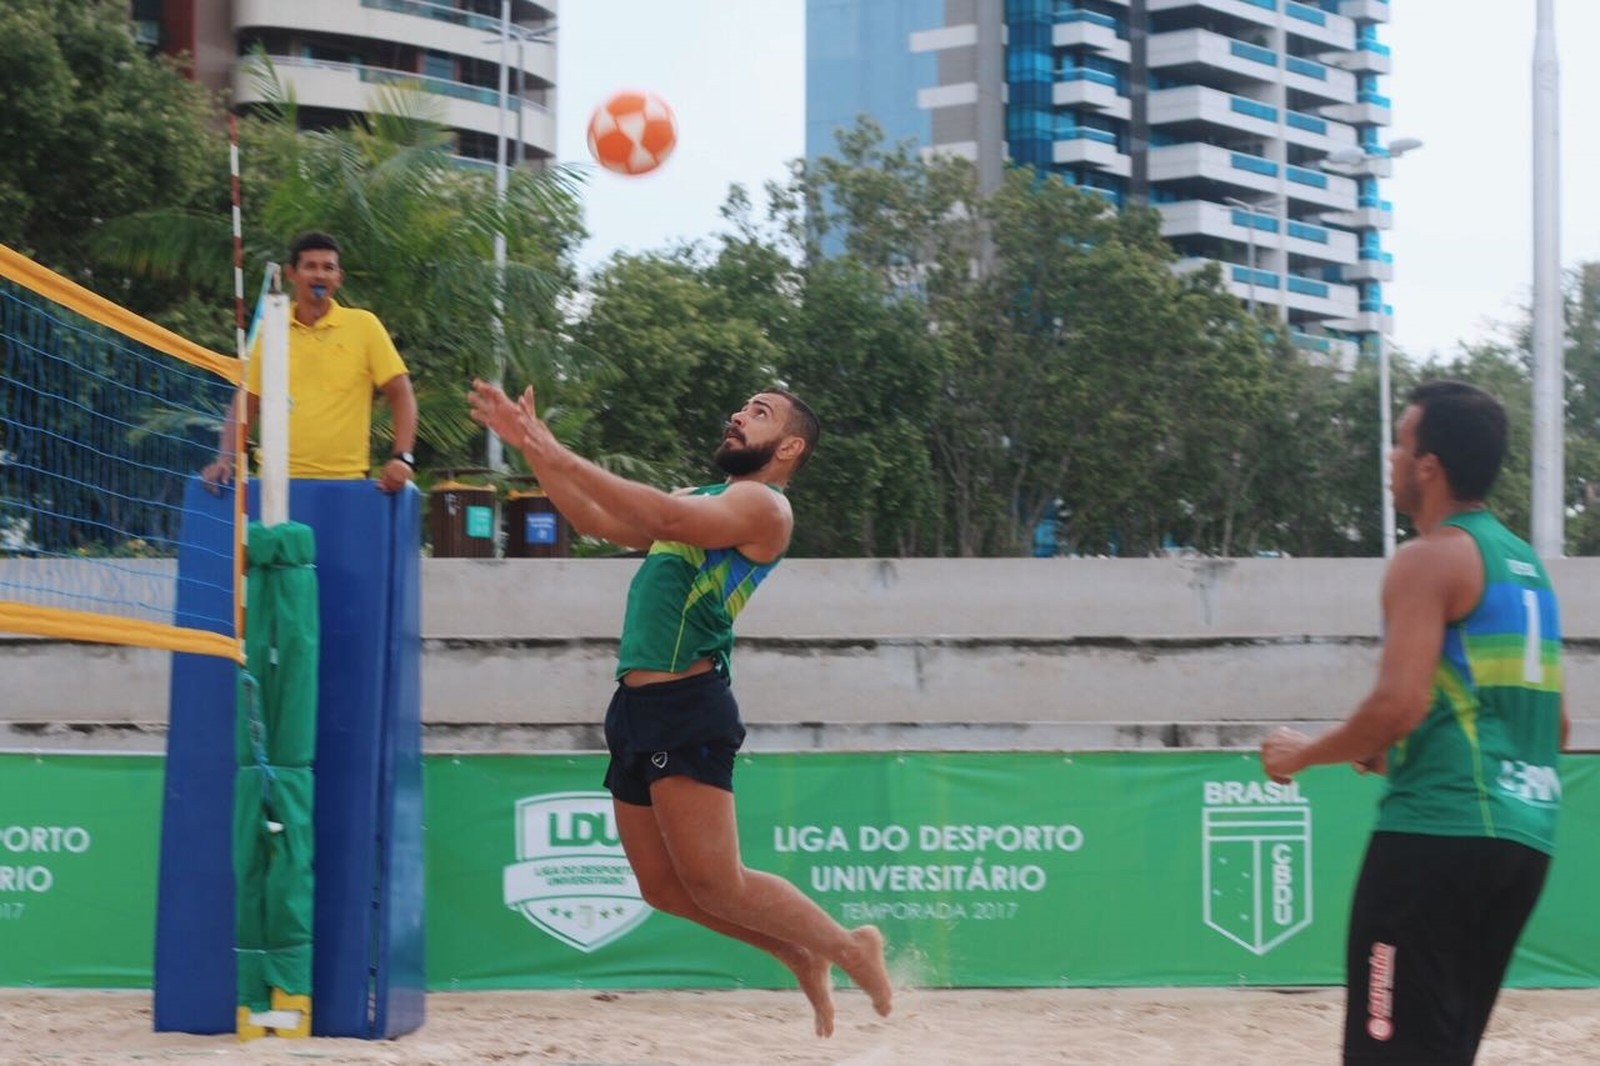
[713,429,780,476]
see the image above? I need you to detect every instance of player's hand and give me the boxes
[200,456,235,496]
[468,379,526,446]
[469,379,561,461]
[377,457,414,493]
[514,386,564,462]
[1260,727,1310,785]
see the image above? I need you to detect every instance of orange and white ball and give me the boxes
[586,90,678,176]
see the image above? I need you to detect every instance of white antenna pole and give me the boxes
[259,265,291,528]
[1531,0,1564,557]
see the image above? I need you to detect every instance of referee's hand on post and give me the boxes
[378,452,415,493]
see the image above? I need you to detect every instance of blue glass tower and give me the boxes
[805,0,1399,359]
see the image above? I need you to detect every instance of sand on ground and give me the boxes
[2,986,1599,1065]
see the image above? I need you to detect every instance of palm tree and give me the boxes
[92,55,590,471]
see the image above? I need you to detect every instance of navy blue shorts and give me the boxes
[601,670,746,806]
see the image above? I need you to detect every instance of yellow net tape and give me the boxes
[1,244,245,661]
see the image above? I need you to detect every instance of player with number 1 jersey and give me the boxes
[1375,508,1563,854]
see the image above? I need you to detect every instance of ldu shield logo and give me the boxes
[1203,804,1313,955]
[502,791,651,953]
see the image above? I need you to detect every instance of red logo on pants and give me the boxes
[1366,941,1396,1041]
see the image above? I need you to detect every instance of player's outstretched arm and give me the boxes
[467,380,790,558]
[467,381,653,550]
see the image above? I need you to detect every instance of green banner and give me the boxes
[4,752,1598,990]
[428,751,1600,990]
[0,755,163,986]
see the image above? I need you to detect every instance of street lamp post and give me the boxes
[1225,197,1258,317]
[1223,195,1278,319]
[1322,139,1423,558]
[1376,331,1396,557]
[1531,0,1563,558]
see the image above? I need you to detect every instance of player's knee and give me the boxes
[677,869,736,916]
[635,876,692,917]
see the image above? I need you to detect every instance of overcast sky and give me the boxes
[556,1,1600,364]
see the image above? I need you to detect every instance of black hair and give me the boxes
[287,231,341,268]
[1408,380,1508,501]
[770,388,821,473]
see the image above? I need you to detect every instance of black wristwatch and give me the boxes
[392,451,416,470]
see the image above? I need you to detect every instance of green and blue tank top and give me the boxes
[615,483,784,678]
[1375,509,1564,854]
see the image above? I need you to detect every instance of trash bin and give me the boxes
[503,479,571,558]
[426,472,498,558]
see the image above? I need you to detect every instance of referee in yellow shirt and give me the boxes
[203,231,419,492]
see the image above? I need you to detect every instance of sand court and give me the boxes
[4,986,1599,1065]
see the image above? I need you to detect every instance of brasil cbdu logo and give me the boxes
[502,791,650,953]
[1202,779,1312,955]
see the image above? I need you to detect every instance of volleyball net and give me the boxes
[0,244,245,660]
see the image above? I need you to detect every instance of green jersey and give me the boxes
[615,483,783,678]
[1375,510,1564,854]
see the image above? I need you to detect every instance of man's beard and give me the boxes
[714,436,779,476]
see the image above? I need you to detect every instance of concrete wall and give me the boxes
[5,557,1597,752]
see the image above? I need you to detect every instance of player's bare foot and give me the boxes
[839,925,893,1018]
[777,945,836,1037]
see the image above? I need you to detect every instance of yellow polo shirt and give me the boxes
[246,300,409,479]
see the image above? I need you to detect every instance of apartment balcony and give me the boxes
[1146,0,1274,31]
[1281,53,1356,105]
[1290,330,1361,367]
[1320,202,1392,230]
[1281,272,1359,320]
[233,55,556,157]
[1174,259,1357,323]
[1281,1,1357,51]
[917,82,978,111]
[1321,152,1393,178]
[1326,309,1392,334]
[1054,76,1131,120]
[1147,28,1281,88]
[1148,85,1275,139]
[1339,0,1391,24]
[1053,131,1131,177]
[1053,14,1130,63]
[234,0,556,86]
[1319,41,1391,75]
[908,22,977,53]
[1147,142,1358,212]
[1282,106,1358,156]
[1158,200,1358,264]
[1319,98,1391,127]
[1177,257,1350,321]
[1343,251,1394,282]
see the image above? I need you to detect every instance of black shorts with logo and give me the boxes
[1343,831,1550,1066]
[601,669,747,806]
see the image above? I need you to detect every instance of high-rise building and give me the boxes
[131,0,557,169]
[806,0,1398,362]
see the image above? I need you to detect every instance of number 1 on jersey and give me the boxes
[1522,588,1543,685]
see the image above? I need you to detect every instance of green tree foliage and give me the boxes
[1563,264,1600,554]
[567,249,777,488]
[781,257,944,556]
[779,120,1318,557]
[91,58,587,471]
[16,19,1597,557]
[0,0,227,335]
[249,85,585,467]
